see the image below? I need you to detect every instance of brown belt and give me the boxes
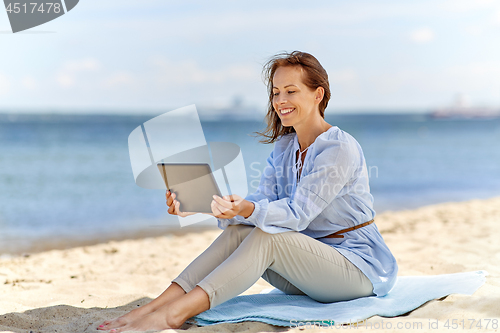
[322,219,375,238]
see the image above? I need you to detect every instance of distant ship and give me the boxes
[197,95,265,121]
[430,94,500,119]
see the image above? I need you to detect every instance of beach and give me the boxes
[0,196,498,333]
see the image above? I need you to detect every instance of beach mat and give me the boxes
[187,270,488,327]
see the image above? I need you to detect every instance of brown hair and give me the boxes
[254,50,331,144]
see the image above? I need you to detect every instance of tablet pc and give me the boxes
[157,163,223,214]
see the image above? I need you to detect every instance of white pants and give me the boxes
[172,225,375,309]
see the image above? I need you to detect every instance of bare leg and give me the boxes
[99,225,254,331]
[97,225,254,330]
[110,286,210,332]
[97,282,186,330]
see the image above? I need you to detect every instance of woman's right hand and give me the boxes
[165,190,197,218]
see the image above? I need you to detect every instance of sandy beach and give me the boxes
[1,196,499,333]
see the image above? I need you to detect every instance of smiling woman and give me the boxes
[259,51,332,143]
[98,51,398,332]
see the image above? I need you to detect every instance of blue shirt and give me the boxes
[217,126,398,296]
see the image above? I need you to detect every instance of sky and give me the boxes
[1,0,500,115]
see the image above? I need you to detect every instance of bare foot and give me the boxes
[98,282,188,330]
[109,307,182,332]
[97,307,151,331]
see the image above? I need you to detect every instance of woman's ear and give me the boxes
[315,86,325,104]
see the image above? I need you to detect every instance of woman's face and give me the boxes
[272,66,323,128]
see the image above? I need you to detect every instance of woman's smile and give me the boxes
[279,107,295,115]
[271,66,322,130]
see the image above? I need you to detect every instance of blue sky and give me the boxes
[1,0,500,114]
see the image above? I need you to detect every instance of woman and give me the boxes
[98,51,398,332]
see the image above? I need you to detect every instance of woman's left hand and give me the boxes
[211,194,247,219]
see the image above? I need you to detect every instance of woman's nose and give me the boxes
[276,94,287,104]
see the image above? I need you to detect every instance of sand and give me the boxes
[1,196,499,333]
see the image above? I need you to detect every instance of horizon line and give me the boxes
[0,106,435,117]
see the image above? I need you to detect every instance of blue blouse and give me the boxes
[217,126,398,296]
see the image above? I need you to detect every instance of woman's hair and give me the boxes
[254,50,331,144]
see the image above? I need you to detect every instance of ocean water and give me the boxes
[0,112,499,254]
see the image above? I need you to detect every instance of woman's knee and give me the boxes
[248,226,278,238]
[225,224,255,232]
[261,269,306,296]
[223,224,255,239]
[307,277,374,303]
[247,227,301,245]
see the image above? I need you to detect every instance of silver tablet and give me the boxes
[157,163,223,214]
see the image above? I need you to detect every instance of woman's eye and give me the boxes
[273,92,279,96]
[288,91,295,94]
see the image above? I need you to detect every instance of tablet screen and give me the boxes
[157,163,222,214]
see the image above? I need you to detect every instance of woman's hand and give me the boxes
[211,194,254,219]
[165,190,198,218]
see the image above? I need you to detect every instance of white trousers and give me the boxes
[172,225,374,309]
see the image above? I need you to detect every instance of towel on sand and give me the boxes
[187,270,488,327]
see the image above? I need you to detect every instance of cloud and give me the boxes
[356,61,500,108]
[56,74,74,88]
[458,9,500,35]
[409,27,435,43]
[88,2,436,42]
[136,56,265,108]
[494,9,500,25]
[21,76,37,89]
[102,72,134,88]
[0,74,11,96]
[444,61,500,90]
[330,69,358,84]
[329,69,360,97]
[440,0,497,13]
[62,58,101,72]
[463,25,484,36]
[150,56,260,86]
[3,1,500,111]
[56,58,102,88]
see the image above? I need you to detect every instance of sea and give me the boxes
[1,112,499,255]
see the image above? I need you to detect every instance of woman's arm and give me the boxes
[210,194,254,218]
[239,200,255,218]
[234,139,357,233]
[214,150,279,229]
